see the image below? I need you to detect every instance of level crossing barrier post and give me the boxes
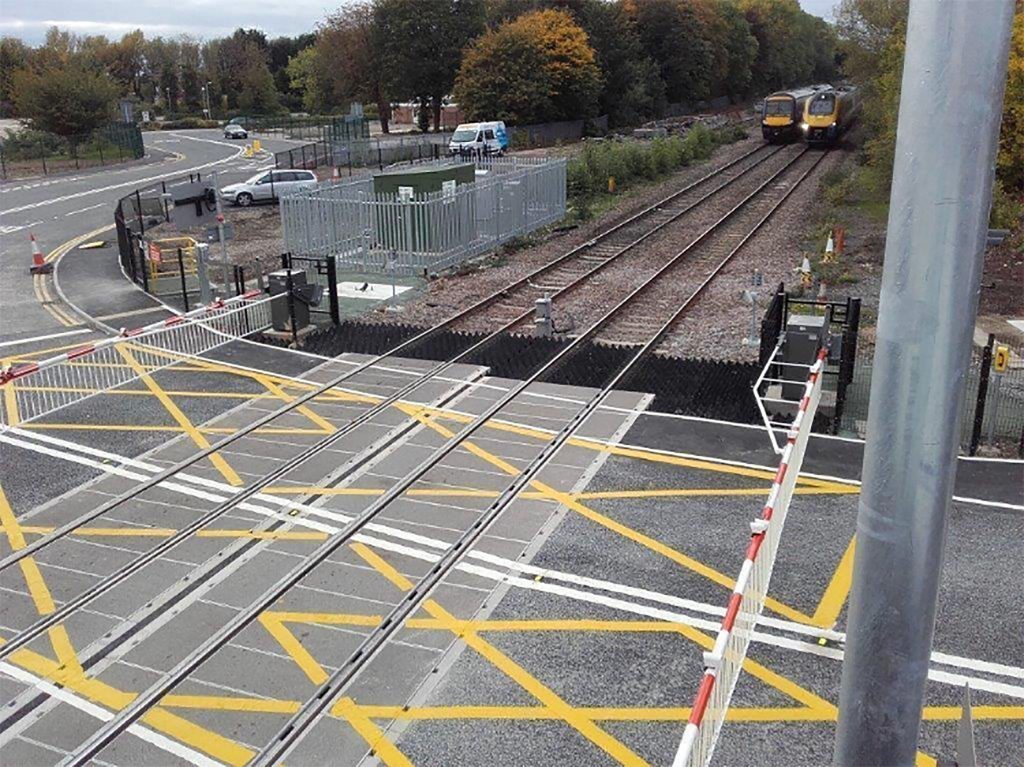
[969,334,995,455]
[176,248,190,312]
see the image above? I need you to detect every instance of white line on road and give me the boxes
[0,662,227,767]
[65,203,106,216]
[6,427,1022,694]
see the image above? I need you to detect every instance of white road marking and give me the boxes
[0,662,227,767]
[6,427,1022,693]
[66,203,106,216]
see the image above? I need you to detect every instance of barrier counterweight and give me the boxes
[672,350,827,767]
[0,293,276,428]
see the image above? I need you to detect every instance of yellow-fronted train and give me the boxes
[802,86,859,147]
[761,87,817,143]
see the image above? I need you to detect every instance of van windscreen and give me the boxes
[452,129,476,142]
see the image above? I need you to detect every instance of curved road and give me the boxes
[0,129,305,352]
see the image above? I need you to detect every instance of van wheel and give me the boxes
[237,193,253,207]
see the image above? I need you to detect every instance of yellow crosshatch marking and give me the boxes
[0,340,1004,767]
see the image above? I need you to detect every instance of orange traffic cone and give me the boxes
[28,233,53,275]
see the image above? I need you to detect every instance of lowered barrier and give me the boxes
[0,292,274,428]
[671,350,827,766]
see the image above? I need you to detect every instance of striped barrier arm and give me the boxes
[0,291,274,427]
[672,348,828,767]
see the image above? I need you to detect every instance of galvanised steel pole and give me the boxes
[833,1,1015,765]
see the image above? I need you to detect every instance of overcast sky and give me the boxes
[1,0,836,45]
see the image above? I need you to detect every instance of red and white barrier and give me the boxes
[672,349,827,767]
[0,291,274,427]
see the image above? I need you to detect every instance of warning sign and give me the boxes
[993,345,1009,373]
[147,241,162,263]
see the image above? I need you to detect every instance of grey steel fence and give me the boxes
[838,338,1024,454]
[280,155,566,276]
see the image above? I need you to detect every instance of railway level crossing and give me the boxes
[0,312,1020,767]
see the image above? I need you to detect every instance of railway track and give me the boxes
[0,143,828,765]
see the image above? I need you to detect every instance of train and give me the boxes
[802,86,859,146]
[761,87,818,143]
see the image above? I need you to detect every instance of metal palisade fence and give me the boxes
[280,155,567,276]
[837,335,1024,455]
[274,133,453,172]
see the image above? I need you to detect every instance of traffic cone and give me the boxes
[28,233,53,275]
[800,255,813,289]
[824,233,835,263]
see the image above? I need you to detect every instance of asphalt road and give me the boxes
[0,129,306,349]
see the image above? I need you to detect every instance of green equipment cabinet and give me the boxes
[372,162,476,196]
[372,163,477,263]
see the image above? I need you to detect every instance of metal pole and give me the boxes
[833,2,1014,765]
[176,248,190,312]
[969,335,995,455]
[211,170,230,296]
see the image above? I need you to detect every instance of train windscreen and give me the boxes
[763,99,793,117]
[808,94,836,115]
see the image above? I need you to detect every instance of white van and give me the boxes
[448,121,509,155]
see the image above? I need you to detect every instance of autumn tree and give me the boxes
[374,0,486,131]
[454,8,602,124]
[12,64,119,137]
[997,8,1023,192]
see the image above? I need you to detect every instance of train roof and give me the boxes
[765,87,818,101]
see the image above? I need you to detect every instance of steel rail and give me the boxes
[0,142,777,576]
[59,147,822,767]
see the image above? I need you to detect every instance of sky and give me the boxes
[1,0,835,45]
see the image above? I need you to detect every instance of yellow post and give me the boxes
[608,176,616,194]
[252,138,261,152]
[244,144,254,158]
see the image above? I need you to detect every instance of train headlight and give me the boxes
[799,122,809,132]
[830,121,837,127]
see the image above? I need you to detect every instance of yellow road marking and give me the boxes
[258,613,332,685]
[2,639,253,766]
[577,486,859,500]
[402,407,819,626]
[20,422,330,436]
[0,484,82,677]
[162,694,301,714]
[116,345,243,486]
[255,374,336,434]
[333,697,414,767]
[13,384,281,401]
[349,542,648,767]
[812,535,857,628]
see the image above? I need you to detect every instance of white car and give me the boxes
[223,123,248,139]
[220,169,318,206]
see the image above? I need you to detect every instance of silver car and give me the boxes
[223,123,248,139]
[220,169,318,206]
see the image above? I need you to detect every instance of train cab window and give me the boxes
[809,94,836,115]
[763,99,793,117]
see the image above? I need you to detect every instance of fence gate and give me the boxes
[282,253,340,325]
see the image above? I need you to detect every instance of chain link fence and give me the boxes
[1,123,144,179]
[281,155,566,277]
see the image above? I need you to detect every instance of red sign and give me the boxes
[148,241,162,263]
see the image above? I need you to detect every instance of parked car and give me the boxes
[220,169,318,206]
[448,121,509,155]
[224,123,248,139]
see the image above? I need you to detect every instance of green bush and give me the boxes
[990,179,1023,230]
[146,117,221,131]
[1,128,64,160]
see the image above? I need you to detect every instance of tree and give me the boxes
[695,0,758,99]
[454,8,602,124]
[12,64,118,137]
[633,0,713,105]
[236,44,280,114]
[315,1,393,131]
[286,46,328,113]
[998,8,1023,192]
[0,37,29,116]
[374,0,486,130]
